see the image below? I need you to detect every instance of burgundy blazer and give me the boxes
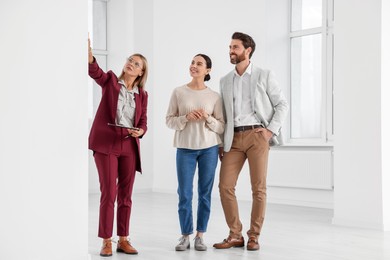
[88,60,148,173]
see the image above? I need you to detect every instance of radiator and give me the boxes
[267,149,333,190]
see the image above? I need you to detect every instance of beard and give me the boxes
[230,51,246,64]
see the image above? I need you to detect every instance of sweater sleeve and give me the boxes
[166,89,189,130]
[205,95,225,134]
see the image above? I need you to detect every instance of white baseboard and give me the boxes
[268,186,334,209]
[268,197,333,209]
[89,186,334,209]
[133,187,154,193]
[152,188,176,195]
[151,187,334,209]
[332,217,385,230]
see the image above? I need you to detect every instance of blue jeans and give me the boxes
[176,145,219,235]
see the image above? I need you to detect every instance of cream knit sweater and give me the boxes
[166,85,225,149]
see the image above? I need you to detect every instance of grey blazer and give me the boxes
[220,65,289,151]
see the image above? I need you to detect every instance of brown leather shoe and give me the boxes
[117,239,138,255]
[247,236,260,251]
[100,240,112,257]
[213,236,245,249]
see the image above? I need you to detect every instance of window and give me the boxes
[289,0,333,143]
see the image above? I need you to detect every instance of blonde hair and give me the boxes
[118,53,148,89]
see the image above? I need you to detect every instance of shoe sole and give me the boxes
[116,248,138,255]
[213,244,245,249]
[99,253,112,257]
[175,244,190,251]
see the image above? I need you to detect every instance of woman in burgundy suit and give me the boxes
[88,38,148,257]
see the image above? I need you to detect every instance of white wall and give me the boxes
[133,0,155,192]
[107,0,134,72]
[333,0,388,230]
[102,0,155,192]
[0,0,89,259]
[381,0,390,230]
[102,0,390,219]
[119,0,333,208]
[150,0,290,200]
[101,0,333,209]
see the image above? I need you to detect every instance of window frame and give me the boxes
[288,0,334,145]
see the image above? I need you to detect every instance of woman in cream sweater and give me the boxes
[166,54,225,251]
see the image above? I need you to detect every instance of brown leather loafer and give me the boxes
[247,236,260,251]
[100,240,112,257]
[213,236,245,249]
[117,239,138,255]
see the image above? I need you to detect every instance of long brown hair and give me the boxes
[118,53,148,89]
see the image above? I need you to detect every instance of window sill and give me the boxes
[273,141,334,149]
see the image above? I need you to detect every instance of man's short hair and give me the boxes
[232,32,256,58]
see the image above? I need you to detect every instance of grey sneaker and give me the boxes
[194,236,207,251]
[175,236,190,251]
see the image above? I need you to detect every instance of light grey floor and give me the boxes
[89,192,390,260]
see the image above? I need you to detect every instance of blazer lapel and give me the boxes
[134,93,141,124]
[111,83,121,121]
[223,71,235,115]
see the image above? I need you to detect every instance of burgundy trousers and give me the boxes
[93,130,137,239]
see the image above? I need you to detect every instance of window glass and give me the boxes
[291,34,322,138]
[93,1,107,50]
[291,0,322,31]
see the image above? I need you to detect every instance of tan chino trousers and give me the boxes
[219,129,269,238]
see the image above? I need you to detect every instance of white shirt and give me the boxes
[233,63,261,127]
[116,80,139,128]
